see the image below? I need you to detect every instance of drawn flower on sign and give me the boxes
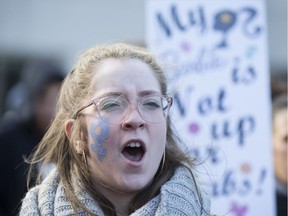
[180,41,192,52]
[241,163,251,173]
[230,201,248,216]
[188,122,200,134]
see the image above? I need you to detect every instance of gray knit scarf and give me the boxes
[20,166,211,215]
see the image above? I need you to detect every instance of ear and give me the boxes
[65,119,75,141]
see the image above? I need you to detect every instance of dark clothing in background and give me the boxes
[0,59,64,216]
[0,121,40,216]
[276,191,287,216]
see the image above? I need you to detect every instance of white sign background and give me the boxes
[146,0,276,215]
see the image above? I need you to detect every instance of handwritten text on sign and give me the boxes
[146,0,275,215]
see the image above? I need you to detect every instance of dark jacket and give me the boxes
[0,121,40,216]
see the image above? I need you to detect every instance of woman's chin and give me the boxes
[123,176,156,194]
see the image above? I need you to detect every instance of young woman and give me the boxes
[20,43,211,216]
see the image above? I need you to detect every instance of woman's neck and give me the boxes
[93,181,136,215]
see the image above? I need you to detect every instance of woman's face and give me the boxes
[82,58,167,195]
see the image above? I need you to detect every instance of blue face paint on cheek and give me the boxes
[89,117,110,162]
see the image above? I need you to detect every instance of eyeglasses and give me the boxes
[74,94,173,124]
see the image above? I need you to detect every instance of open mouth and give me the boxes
[121,142,145,162]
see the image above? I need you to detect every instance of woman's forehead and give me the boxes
[90,58,161,93]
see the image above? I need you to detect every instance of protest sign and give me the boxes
[146,0,276,215]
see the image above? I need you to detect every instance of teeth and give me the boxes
[127,142,141,148]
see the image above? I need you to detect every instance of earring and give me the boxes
[82,150,87,166]
[76,140,87,166]
[160,150,166,174]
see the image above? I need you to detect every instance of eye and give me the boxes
[99,98,123,111]
[141,98,161,110]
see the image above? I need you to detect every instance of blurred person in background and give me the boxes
[0,59,65,216]
[271,72,287,100]
[272,93,287,216]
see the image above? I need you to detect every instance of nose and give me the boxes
[121,107,146,130]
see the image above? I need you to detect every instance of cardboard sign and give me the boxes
[146,0,276,215]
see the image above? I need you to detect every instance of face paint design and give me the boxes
[90,117,110,161]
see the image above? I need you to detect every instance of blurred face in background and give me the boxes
[34,82,61,136]
[273,107,288,185]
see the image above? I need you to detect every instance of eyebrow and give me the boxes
[99,92,123,98]
[98,90,161,99]
[138,90,161,97]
